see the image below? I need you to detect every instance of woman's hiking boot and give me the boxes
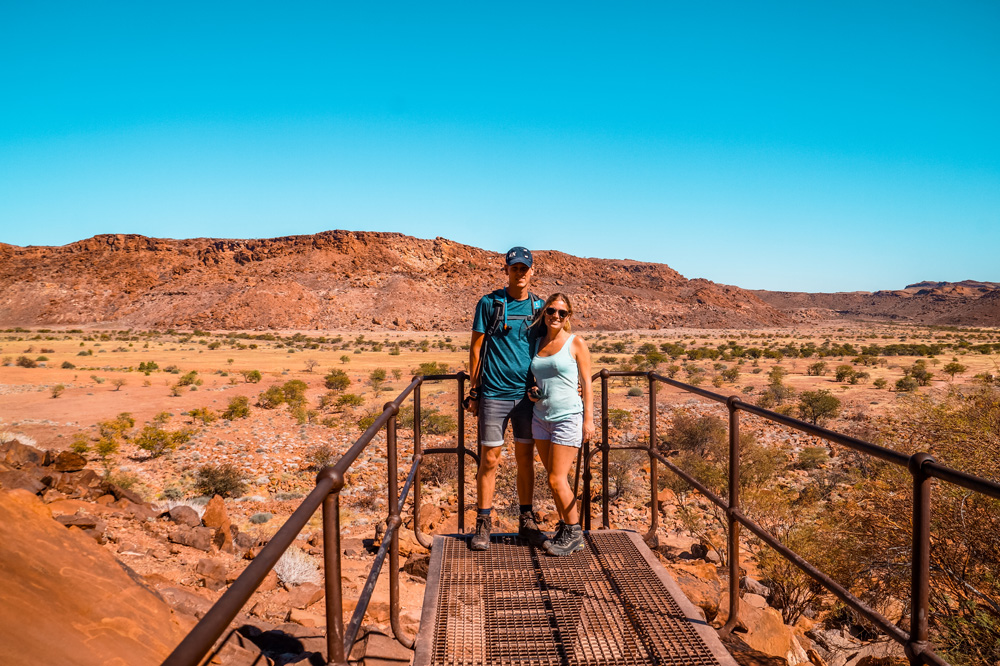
[518,511,548,548]
[470,515,491,551]
[542,521,566,552]
[544,522,583,556]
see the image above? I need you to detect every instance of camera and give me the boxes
[528,386,542,400]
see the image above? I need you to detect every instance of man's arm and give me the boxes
[469,331,485,389]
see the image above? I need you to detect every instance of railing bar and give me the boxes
[734,510,910,645]
[735,401,910,466]
[162,475,336,666]
[343,517,400,653]
[651,451,729,512]
[925,461,1000,499]
[396,455,421,517]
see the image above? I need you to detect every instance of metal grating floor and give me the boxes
[413,530,737,666]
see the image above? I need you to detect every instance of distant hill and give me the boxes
[755,281,1000,327]
[0,232,788,331]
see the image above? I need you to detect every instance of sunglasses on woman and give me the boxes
[545,307,570,318]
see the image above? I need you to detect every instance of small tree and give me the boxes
[807,361,828,376]
[797,390,841,425]
[281,379,308,408]
[835,364,856,382]
[368,368,387,392]
[51,384,66,398]
[304,359,319,373]
[135,421,194,458]
[340,355,350,364]
[195,464,245,498]
[112,378,127,391]
[222,395,250,419]
[257,384,286,409]
[324,369,351,391]
[241,369,262,384]
[943,362,967,381]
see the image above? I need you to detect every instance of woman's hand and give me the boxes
[528,385,541,402]
[582,418,595,443]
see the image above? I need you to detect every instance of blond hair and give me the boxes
[532,292,573,333]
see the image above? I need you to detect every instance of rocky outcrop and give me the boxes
[0,231,789,330]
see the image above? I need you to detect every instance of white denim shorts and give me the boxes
[531,412,583,448]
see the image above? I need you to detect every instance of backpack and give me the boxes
[483,289,545,338]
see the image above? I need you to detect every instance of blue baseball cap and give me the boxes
[505,246,533,267]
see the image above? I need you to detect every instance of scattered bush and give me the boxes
[195,463,246,498]
[412,361,449,376]
[134,418,194,458]
[306,443,336,469]
[608,408,633,429]
[324,369,351,391]
[188,407,218,424]
[249,512,273,524]
[627,387,643,397]
[273,547,320,586]
[873,377,888,389]
[796,445,830,469]
[222,396,250,420]
[336,393,364,409]
[61,361,76,369]
[257,384,286,409]
[241,369,263,384]
[807,361,828,376]
[16,356,37,368]
[51,384,66,398]
[70,433,90,455]
[797,390,841,425]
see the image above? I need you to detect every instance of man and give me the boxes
[466,246,547,551]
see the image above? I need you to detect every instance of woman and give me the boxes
[528,293,593,556]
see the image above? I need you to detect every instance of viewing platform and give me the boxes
[414,530,736,666]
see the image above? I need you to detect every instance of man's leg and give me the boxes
[472,398,508,551]
[513,440,535,506]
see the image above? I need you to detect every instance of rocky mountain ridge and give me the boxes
[0,231,788,330]
[2,231,995,329]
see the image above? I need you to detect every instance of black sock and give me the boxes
[519,504,532,514]
[478,508,492,517]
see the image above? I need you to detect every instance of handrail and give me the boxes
[162,372,473,666]
[582,369,1000,666]
[162,366,999,666]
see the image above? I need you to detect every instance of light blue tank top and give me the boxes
[531,334,583,423]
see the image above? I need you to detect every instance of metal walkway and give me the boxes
[413,530,737,666]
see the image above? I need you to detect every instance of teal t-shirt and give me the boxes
[472,290,540,401]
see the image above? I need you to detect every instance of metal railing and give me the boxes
[582,370,1000,666]
[162,372,476,666]
[162,368,1000,666]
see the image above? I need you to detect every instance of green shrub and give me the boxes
[627,387,643,397]
[249,512,273,524]
[608,408,633,429]
[51,384,66,398]
[188,407,217,424]
[135,422,194,458]
[797,390,841,425]
[412,361,449,376]
[873,377,888,389]
[195,464,246,498]
[257,384,286,409]
[336,393,364,409]
[222,395,250,419]
[176,370,201,387]
[281,379,308,407]
[896,376,920,392]
[796,445,830,469]
[324,369,350,391]
[241,369,262,383]
[61,361,76,369]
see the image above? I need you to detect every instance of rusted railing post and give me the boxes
[384,403,414,648]
[412,381,433,550]
[323,488,345,664]
[907,452,934,664]
[722,396,741,635]
[457,372,467,532]
[601,370,611,529]
[644,373,658,546]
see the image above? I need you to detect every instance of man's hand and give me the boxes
[466,398,479,417]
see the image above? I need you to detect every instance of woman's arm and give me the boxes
[573,336,594,442]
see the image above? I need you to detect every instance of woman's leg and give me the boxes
[546,443,579,525]
[534,439,553,475]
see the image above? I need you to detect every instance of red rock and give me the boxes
[159,586,214,619]
[202,494,234,553]
[169,525,215,552]
[168,504,202,527]
[0,469,45,494]
[53,450,87,472]
[288,608,323,628]
[0,440,48,467]
[287,581,324,609]
[0,489,192,665]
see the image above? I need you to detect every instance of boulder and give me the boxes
[169,525,215,552]
[195,557,229,590]
[0,469,45,495]
[403,552,430,580]
[158,586,215,619]
[0,489,191,665]
[103,481,147,506]
[716,594,810,665]
[169,504,202,527]
[53,450,88,472]
[202,494,234,553]
[287,581,324,609]
[0,439,49,467]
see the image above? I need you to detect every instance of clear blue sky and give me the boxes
[2,2,998,292]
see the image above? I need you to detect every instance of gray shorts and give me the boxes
[531,412,584,448]
[479,396,534,448]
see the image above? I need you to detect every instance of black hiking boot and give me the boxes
[518,511,548,548]
[542,520,566,552]
[544,522,584,556]
[470,515,491,551]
